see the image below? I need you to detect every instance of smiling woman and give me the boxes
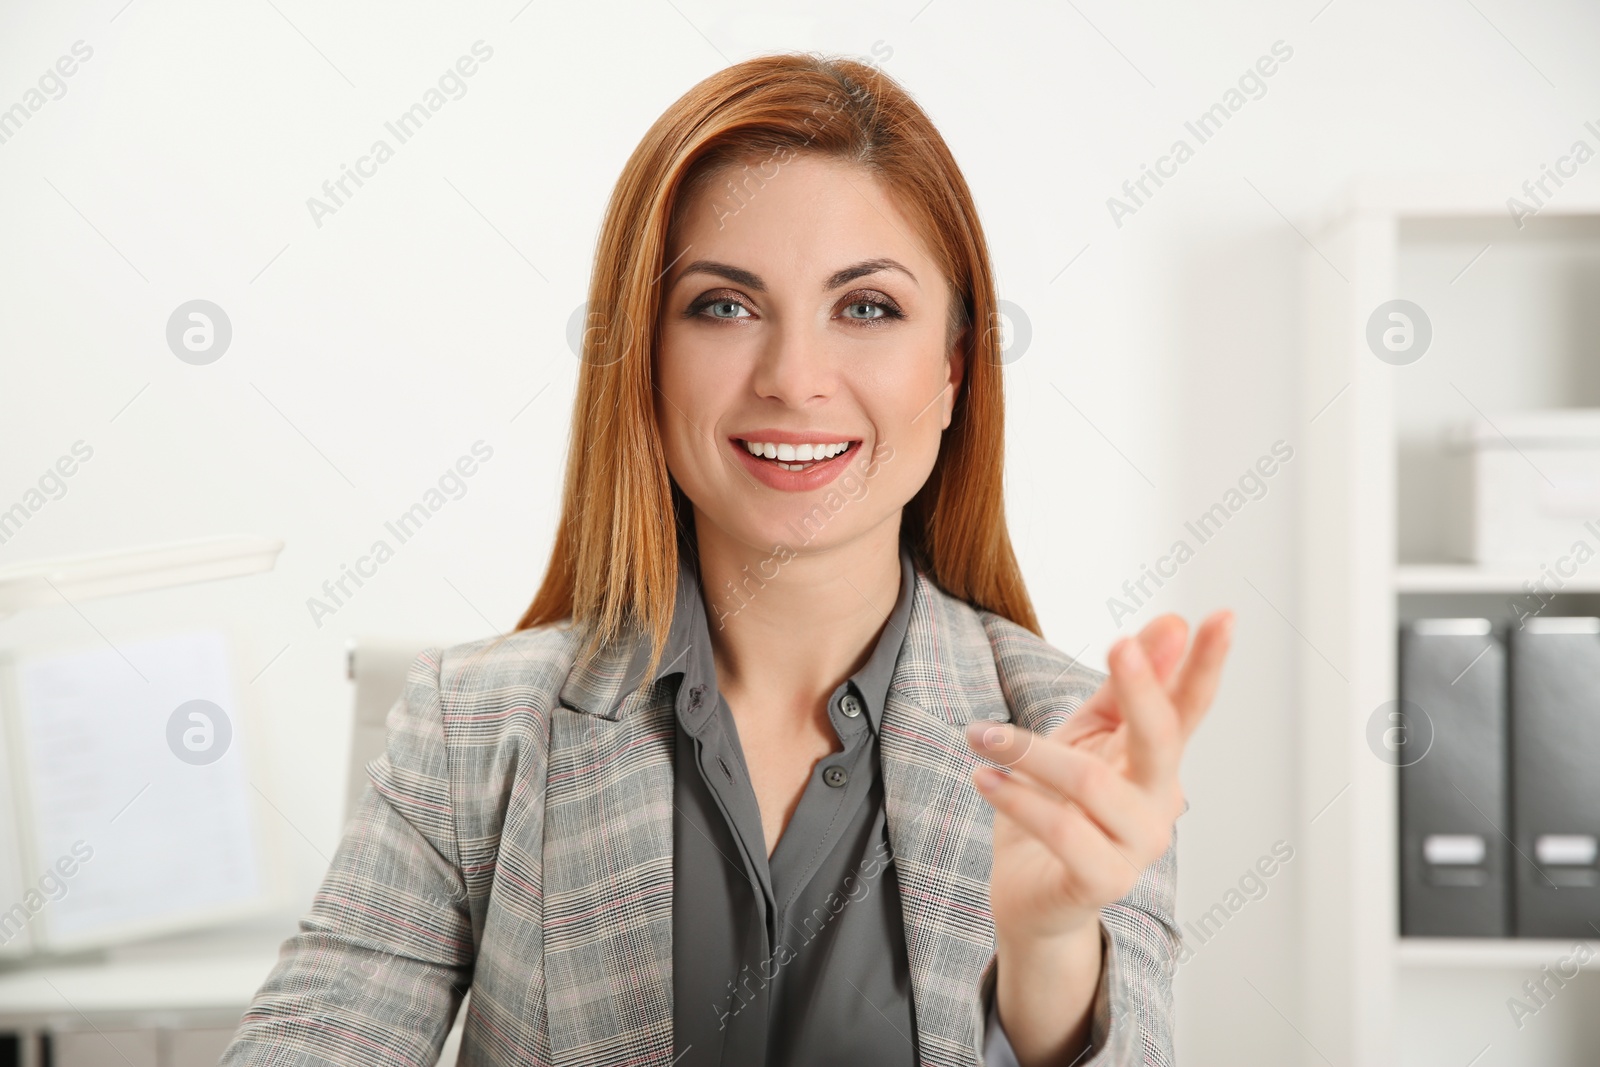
[224,51,1232,1067]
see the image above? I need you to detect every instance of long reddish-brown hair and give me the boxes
[516,51,1039,668]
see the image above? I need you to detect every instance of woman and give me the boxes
[225,52,1230,1067]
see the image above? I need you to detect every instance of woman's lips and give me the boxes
[730,436,862,492]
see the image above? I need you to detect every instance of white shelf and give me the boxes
[1398,938,1600,970]
[1395,564,1600,594]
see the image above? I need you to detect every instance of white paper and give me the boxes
[12,631,264,947]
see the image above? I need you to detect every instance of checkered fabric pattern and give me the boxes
[221,568,1178,1066]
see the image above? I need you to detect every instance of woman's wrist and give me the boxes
[994,914,1105,1067]
[996,899,1102,947]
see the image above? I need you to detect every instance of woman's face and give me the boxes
[654,153,964,560]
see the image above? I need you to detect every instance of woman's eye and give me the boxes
[700,299,751,320]
[842,301,886,321]
[838,292,902,324]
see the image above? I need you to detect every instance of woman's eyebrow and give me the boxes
[825,258,918,290]
[671,257,919,293]
[676,260,766,292]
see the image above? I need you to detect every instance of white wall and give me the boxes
[3,0,1599,1060]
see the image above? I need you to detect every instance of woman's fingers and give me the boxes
[1169,610,1234,738]
[1108,637,1182,792]
[1063,613,1190,726]
[966,723,1153,849]
[974,766,1139,897]
[1140,614,1189,683]
[1038,609,1231,776]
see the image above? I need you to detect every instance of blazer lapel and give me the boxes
[536,571,1012,1067]
[544,639,678,1067]
[880,572,1013,1067]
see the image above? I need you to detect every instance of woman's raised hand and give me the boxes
[965,610,1233,944]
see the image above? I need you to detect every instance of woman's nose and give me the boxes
[750,317,837,406]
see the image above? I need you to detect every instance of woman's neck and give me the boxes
[692,511,904,713]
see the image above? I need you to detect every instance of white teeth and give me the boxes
[741,440,853,466]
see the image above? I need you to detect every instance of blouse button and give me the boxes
[823,766,849,788]
[840,694,863,719]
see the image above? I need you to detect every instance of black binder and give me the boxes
[1399,619,1509,937]
[1511,617,1600,938]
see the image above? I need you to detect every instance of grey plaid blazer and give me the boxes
[222,569,1178,1066]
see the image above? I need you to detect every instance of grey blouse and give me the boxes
[644,541,1024,1066]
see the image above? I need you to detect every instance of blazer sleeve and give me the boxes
[221,648,476,1067]
[1093,827,1178,1066]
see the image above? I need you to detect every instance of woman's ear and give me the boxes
[940,323,969,430]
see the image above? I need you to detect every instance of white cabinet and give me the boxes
[1300,179,1600,1066]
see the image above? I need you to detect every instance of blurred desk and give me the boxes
[0,924,285,1067]
[0,921,465,1067]
[0,949,279,1026]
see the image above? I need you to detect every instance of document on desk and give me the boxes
[1,630,269,950]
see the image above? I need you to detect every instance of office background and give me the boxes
[3,1,1599,1064]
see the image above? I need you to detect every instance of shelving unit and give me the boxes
[1394,565,1600,595]
[1299,178,1600,1067]
[1397,939,1600,971]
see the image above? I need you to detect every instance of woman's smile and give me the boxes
[732,433,861,489]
